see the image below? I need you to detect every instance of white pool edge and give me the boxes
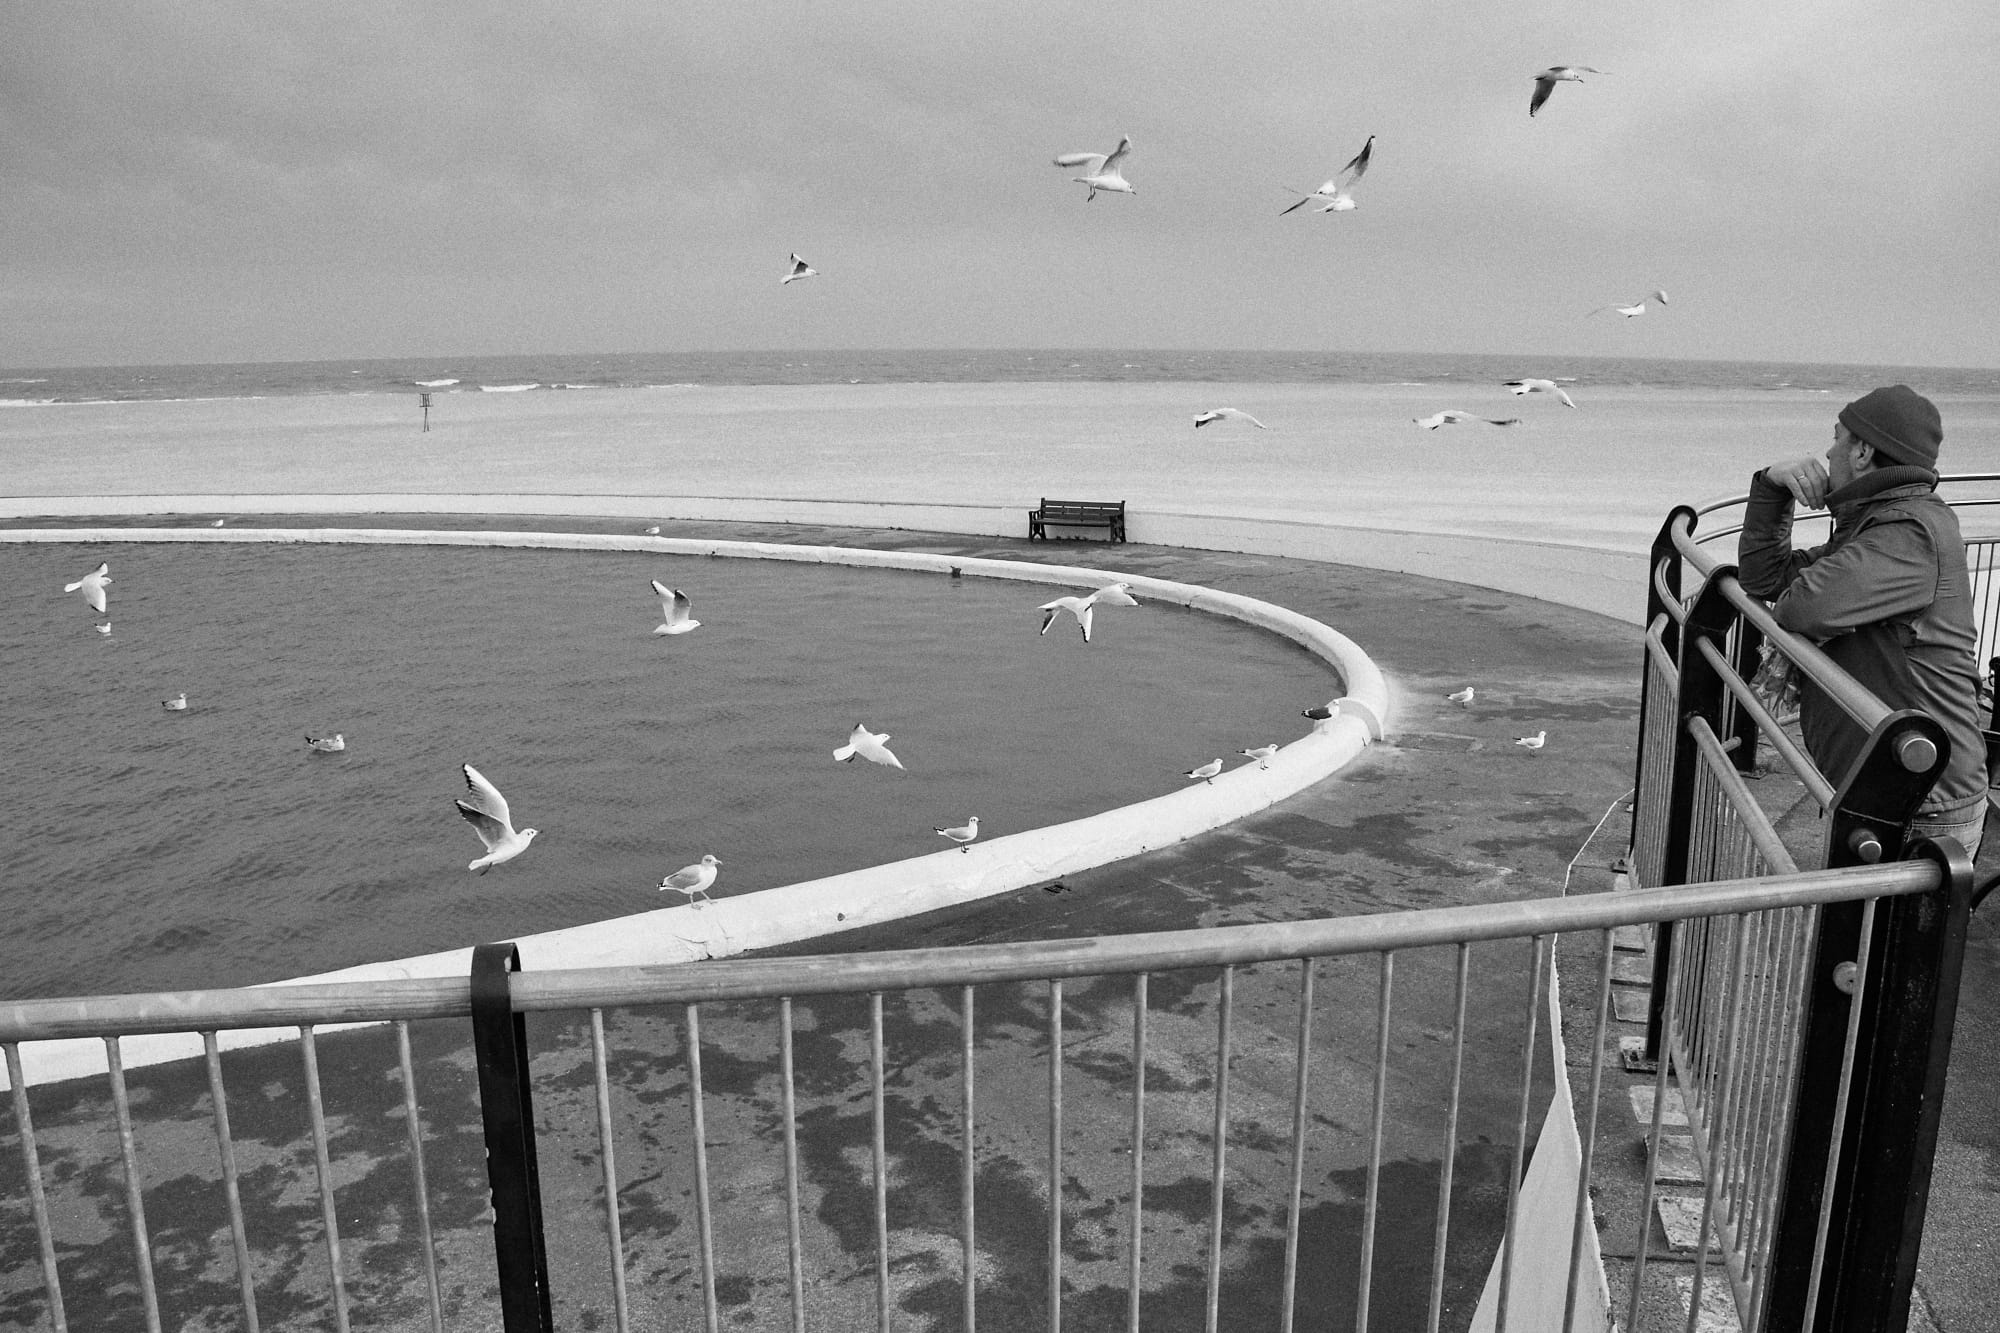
[4,523,1386,1087]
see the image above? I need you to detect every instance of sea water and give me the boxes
[4,540,1336,1000]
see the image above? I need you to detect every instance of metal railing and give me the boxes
[0,861,1966,1333]
[1625,475,1992,1332]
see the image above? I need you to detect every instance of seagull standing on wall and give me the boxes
[1529,66,1605,118]
[1280,135,1373,214]
[1184,758,1224,784]
[1240,745,1279,769]
[455,764,540,873]
[935,817,980,852]
[1054,136,1135,201]
[660,855,721,906]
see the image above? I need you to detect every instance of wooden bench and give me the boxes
[1028,498,1126,543]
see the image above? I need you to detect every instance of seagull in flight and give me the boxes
[455,764,540,873]
[1414,411,1522,430]
[65,561,112,613]
[1240,745,1279,769]
[660,854,721,906]
[1514,730,1548,754]
[782,253,818,284]
[1038,581,1141,644]
[651,581,700,635]
[1184,758,1224,784]
[935,816,980,852]
[834,723,905,770]
[162,692,188,711]
[1280,135,1373,214]
[1446,687,1475,707]
[1530,66,1606,118]
[305,733,345,752]
[1194,408,1269,430]
[1503,379,1577,408]
[1054,136,1135,201]
[1590,290,1669,319]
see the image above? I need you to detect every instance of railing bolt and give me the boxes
[1896,734,1938,773]
[1832,961,1859,995]
[1846,827,1884,863]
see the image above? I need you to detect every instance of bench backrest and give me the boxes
[1036,499,1124,519]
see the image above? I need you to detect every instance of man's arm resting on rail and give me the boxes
[1769,518,1940,639]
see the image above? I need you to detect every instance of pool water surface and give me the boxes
[5,540,1342,998]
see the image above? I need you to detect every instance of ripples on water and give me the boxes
[6,541,1339,999]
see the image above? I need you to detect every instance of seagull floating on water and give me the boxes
[935,816,980,852]
[1240,745,1279,769]
[834,723,905,770]
[1515,730,1548,754]
[660,854,721,906]
[651,581,700,635]
[1415,411,1521,430]
[782,253,818,284]
[1447,686,1475,707]
[1503,379,1577,408]
[65,562,112,613]
[1280,135,1373,214]
[455,764,539,873]
[1194,408,1269,430]
[1054,136,1135,201]
[306,733,345,753]
[95,622,112,634]
[642,525,661,536]
[210,519,226,527]
[1590,290,1669,319]
[162,693,188,711]
[1530,66,1605,118]
[1037,582,1140,644]
[1184,758,1224,784]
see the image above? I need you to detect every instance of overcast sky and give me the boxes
[4,2,1996,369]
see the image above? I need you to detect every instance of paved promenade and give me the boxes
[1,512,1990,1331]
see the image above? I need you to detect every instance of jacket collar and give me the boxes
[1826,464,1937,515]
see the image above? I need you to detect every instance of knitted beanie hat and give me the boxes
[1838,384,1942,469]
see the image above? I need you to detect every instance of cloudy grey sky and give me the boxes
[4,2,1996,369]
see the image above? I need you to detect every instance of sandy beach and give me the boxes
[6,383,1997,560]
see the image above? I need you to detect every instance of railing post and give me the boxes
[471,942,554,1333]
[1630,507,1697,846]
[1644,562,1739,1059]
[1761,715,1961,1333]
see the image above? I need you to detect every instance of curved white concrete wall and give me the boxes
[2,525,1386,1087]
[0,491,1649,624]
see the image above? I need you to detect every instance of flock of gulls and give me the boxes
[783,63,1666,441]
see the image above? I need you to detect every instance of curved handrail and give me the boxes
[1687,470,2000,549]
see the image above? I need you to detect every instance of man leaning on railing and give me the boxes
[1738,384,1989,858]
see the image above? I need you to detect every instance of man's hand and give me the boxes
[1764,456,1831,510]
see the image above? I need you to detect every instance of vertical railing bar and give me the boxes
[1126,972,1149,1333]
[1684,914,1754,1333]
[684,1003,720,1333]
[1205,965,1235,1333]
[298,1026,353,1333]
[588,1009,632,1333]
[1739,909,1788,1323]
[960,986,977,1333]
[393,1021,447,1333]
[103,1036,164,1333]
[1496,935,1546,1333]
[1799,897,1880,1331]
[1746,906,1808,1325]
[6,1042,69,1333]
[1627,920,1687,1333]
[1730,907,1779,1244]
[872,992,891,1333]
[1562,930,1617,1332]
[203,1030,261,1333]
[1358,951,1395,1333]
[782,999,808,1333]
[1048,978,1064,1333]
[1280,959,1316,1333]
[1426,943,1471,1333]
